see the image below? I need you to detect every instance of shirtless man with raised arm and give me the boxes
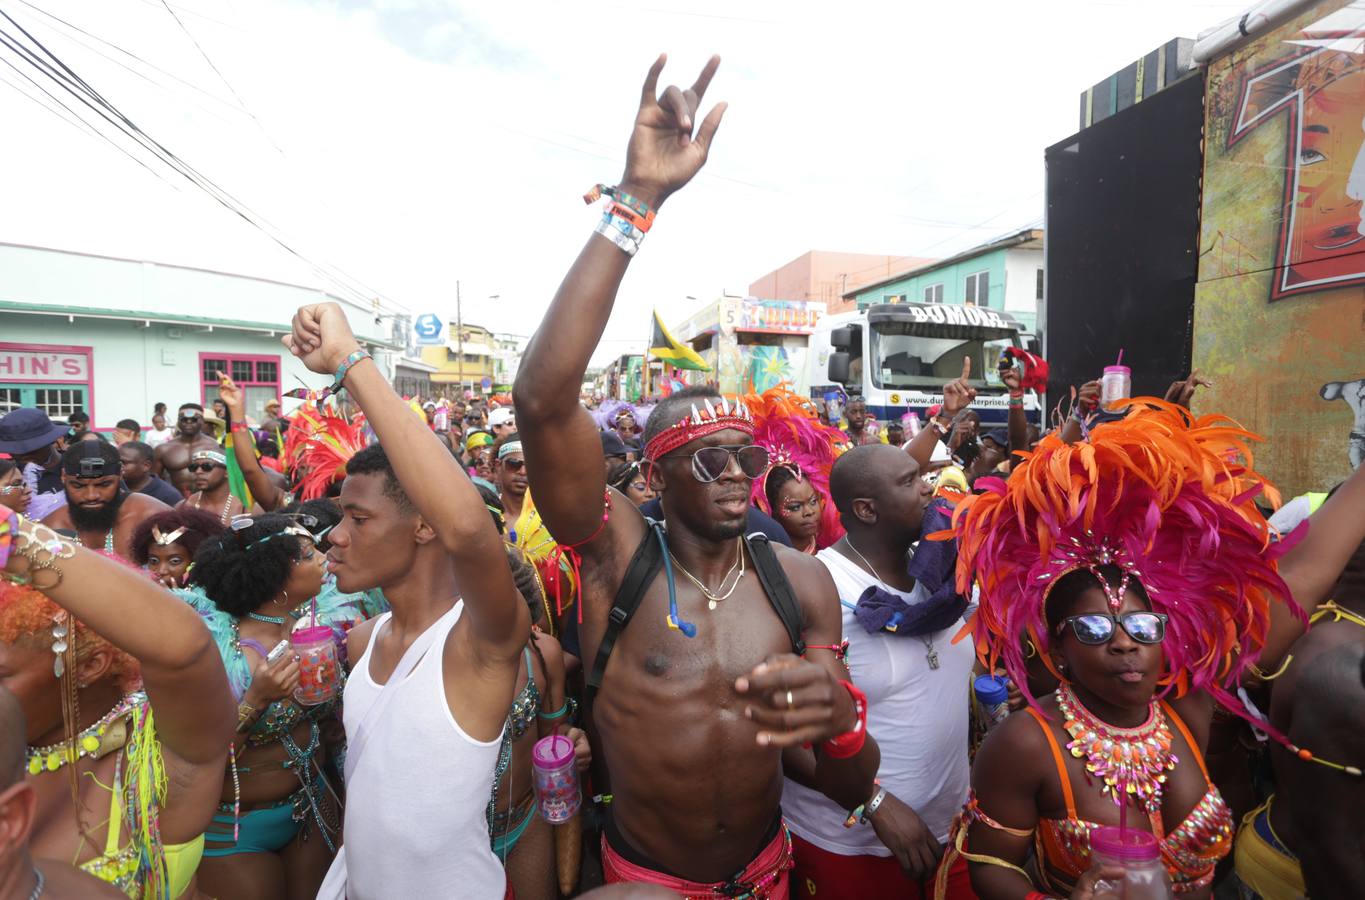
[513,56,878,895]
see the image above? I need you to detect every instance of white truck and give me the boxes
[807,302,1041,428]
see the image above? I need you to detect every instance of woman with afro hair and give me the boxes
[179,513,352,899]
[129,506,225,589]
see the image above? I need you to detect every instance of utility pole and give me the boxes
[455,280,463,397]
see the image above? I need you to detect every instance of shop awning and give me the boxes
[0,300,404,351]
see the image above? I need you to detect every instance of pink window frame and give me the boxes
[0,341,96,422]
[197,352,282,405]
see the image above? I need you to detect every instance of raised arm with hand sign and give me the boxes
[620,54,727,210]
[514,57,877,891]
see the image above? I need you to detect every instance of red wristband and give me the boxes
[230,422,248,433]
[822,680,868,759]
[1025,893,1054,900]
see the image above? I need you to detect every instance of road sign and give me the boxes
[413,313,445,346]
[480,377,492,392]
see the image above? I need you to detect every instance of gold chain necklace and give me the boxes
[669,538,745,610]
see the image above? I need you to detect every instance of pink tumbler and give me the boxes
[532,735,580,824]
[1090,826,1173,900]
[291,626,339,706]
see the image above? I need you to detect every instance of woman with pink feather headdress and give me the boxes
[934,399,1365,900]
[741,385,845,554]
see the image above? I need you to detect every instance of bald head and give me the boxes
[829,444,912,516]
[0,687,22,789]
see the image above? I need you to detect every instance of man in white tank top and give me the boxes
[282,303,531,900]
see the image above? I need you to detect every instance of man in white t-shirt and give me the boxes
[783,443,976,900]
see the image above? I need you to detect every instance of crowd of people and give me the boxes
[0,56,1361,900]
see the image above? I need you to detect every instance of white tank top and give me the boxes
[782,548,973,853]
[324,603,507,899]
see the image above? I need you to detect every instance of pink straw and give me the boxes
[1116,349,1124,366]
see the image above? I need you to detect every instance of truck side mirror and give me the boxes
[828,351,851,384]
[830,327,854,350]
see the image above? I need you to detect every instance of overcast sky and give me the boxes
[0,0,1248,363]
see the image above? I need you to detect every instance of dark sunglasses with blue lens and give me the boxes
[1056,611,1168,646]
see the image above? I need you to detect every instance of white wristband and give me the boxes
[594,216,641,256]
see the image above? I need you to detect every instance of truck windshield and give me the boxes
[869,322,1018,390]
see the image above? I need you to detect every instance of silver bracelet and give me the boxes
[861,786,888,823]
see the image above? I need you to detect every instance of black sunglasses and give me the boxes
[1058,612,1168,646]
[187,462,222,473]
[663,444,770,483]
[501,458,526,472]
[178,414,203,422]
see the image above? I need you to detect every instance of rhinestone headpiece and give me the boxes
[642,396,755,462]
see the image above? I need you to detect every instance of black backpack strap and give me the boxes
[744,532,807,656]
[584,520,664,719]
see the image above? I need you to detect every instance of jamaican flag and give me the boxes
[648,309,710,371]
[223,431,254,509]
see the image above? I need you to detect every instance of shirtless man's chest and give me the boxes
[582,559,798,880]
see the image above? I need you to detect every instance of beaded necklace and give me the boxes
[247,611,287,625]
[73,530,116,554]
[25,692,144,774]
[1056,681,1175,814]
[192,490,234,526]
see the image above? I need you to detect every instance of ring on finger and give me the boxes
[785,689,795,709]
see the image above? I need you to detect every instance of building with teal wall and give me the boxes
[845,228,1044,333]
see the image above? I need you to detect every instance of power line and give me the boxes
[17,0,247,114]
[0,8,405,315]
[156,0,283,153]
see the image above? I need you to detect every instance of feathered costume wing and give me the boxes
[283,402,367,500]
[948,399,1303,717]
[742,385,846,549]
[591,399,655,433]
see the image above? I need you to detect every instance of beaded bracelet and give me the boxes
[4,514,75,590]
[332,349,371,391]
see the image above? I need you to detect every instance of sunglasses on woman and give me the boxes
[1057,611,1168,645]
[664,444,770,483]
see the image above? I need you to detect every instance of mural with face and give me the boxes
[1228,42,1365,298]
[1196,3,1365,497]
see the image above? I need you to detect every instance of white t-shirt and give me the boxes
[144,427,175,447]
[782,547,973,854]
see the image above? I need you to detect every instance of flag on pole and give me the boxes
[648,309,710,371]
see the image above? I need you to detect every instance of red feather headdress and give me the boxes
[742,385,846,549]
[949,398,1303,716]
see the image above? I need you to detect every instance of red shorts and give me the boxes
[789,834,976,900]
[602,821,793,898]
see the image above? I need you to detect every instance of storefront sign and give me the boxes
[413,313,446,346]
[738,298,825,334]
[0,345,90,382]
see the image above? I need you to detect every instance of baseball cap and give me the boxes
[600,430,629,459]
[982,428,1010,449]
[489,408,515,428]
[0,408,69,456]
